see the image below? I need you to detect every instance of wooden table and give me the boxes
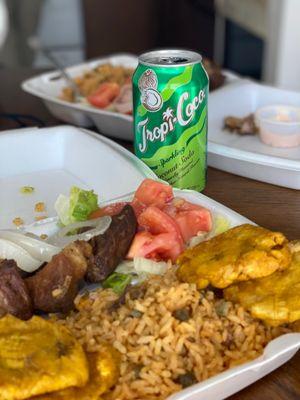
[1,68,299,399]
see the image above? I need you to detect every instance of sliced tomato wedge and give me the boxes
[143,232,183,261]
[127,231,182,262]
[87,82,120,108]
[127,231,153,259]
[164,198,212,242]
[89,202,127,219]
[133,179,173,209]
[131,198,147,219]
[138,206,183,240]
[128,206,184,262]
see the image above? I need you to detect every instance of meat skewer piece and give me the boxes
[26,241,92,313]
[0,259,33,320]
[224,114,258,136]
[86,205,137,282]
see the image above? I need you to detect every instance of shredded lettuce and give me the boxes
[55,194,71,226]
[102,272,132,294]
[69,187,98,221]
[54,186,98,226]
[209,214,231,237]
[188,214,232,248]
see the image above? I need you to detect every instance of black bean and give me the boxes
[132,363,143,378]
[187,336,196,343]
[107,286,130,312]
[129,285,146,300]
[215,300,230,317]
[173,308,191,322]
[175,371,197,388]
[130,309,143,318]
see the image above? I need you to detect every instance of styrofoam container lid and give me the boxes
[0,125,156,229]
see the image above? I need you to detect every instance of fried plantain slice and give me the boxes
[177,224,291,289]
[32,342,121,399]
[224,243,300,326]
[0,315,88,400]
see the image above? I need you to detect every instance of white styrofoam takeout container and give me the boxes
[208,80,300,190]
[0,125,156,230]
[21,53,138,140]
[21,54,239,141]
[0,125,299,400]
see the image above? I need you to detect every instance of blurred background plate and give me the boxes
[21,53,137,140]
[208,80,300,189]
[21,53,240,141]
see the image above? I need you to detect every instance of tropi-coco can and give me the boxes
[133,49,209,192]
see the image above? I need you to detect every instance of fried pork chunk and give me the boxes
[32,343,121,400]
[177,224,291,289]
[224,114,258,136]
[26,241,92,313]
[86,204,137,282]
[0,315,88,400]
[224,242,300,326]
[0,259,32,320]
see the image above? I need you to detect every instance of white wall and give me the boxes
[34,0,85,67]
[215,0,300,91]
[264,0,300,91]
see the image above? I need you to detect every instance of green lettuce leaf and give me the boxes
[55,186,98,226]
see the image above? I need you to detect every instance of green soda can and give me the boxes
[133,49,209,192]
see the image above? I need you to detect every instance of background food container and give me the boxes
[21,53,239,141]
[208,80,300,190]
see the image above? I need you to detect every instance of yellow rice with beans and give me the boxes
[59,269,291,400]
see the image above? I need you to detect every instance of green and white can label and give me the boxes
[133,53,209,192]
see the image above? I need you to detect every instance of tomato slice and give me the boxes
[133,179,173,209]
[138,206,183,241]
[143,232,183,261]
[131,198,147,219]
[87,82,120,108]
[89,202,127,219]
[127,231,153,259]
[128,206,184,262]
[127,231,182,262]
[164,198,212,242]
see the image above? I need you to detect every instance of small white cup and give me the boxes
[255,105,300,148]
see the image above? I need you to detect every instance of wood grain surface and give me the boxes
[0,68,299,400]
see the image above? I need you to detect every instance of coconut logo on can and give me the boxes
[138,69,163,112]
[133,49,209,192]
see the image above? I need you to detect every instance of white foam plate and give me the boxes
[0,125,156,230]
[21,54,239,141]
[0,125,299,400]
[208,80,300,189]
[21,53,138,140]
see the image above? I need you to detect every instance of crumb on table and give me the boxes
[35,202,46,213]
[20,186,35,194]
[13,217,24,226]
